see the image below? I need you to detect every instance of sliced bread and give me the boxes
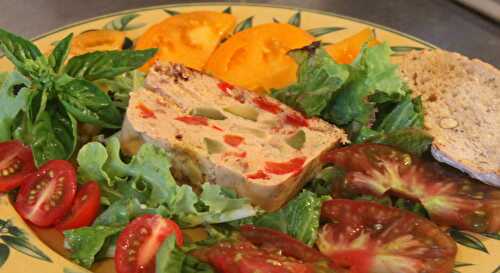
[397,49,500,186]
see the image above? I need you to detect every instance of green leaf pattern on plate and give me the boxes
[0,219,52,268]
[163,9,181,16]
[288,11,301,27]
[453,262,474,273]
[103,13,145,31]
[307,27,345,37]
[233,16,254,33]
[449,228,489,254]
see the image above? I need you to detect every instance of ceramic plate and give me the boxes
[0,3,498,273]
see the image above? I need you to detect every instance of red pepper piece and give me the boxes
[175,115,209,126]
[252,96,283,114]
[265,157,306,175]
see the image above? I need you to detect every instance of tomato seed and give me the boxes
[140,227,148,235]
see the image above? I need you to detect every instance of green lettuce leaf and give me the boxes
[355,127,433,156]
[234,190,327,246]
[323,43,406,127]
[272,42,349,116]
[156,235,185,273]
[76,138,257,227]
[64,225,122,268]
[156,234,215,273]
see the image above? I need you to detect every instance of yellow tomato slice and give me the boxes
[326,28,380,64]
[204,23,315,93]
[70,30,126,56]
[135,11,236,71]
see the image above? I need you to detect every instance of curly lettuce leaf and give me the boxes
[76,138,257,226]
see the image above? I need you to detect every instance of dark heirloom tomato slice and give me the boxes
[56,181,101,231]
[322,144,500,233]
[240,225,333,265]
[115,214,183,273]
[0,140,36,192]
[14,160,77,227]
[192,225,341,273]
[318,199,457,273]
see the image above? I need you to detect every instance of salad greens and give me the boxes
[0,28,156,165]
[67,138,258,268]
[156,235,215,273]
[272,42,432,154]
[64,225,122,267]
[234,190,327,246]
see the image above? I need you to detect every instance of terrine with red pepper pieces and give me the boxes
[120,62,347,211]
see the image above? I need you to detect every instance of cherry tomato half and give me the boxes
[55,181,101,231]
[115,214,183,273]
[0,140,36,192]
[317,199,457,273]
[15,160,77,227]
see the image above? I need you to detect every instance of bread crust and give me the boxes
[397,49,500,186]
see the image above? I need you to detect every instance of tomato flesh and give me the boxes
[14,160,77,227]
[193,238,325,273]
[322,144,500,233]
[115,214,183,273]
[56,181,101,231]
[0,140,36,192]
[318,199,457,273]
[265,157,306,175]
[240,225,334,266]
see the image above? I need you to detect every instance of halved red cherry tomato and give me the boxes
[223,135,244,147]
[55,181,101,231]
[317,199,457,273]
[15,160,77,227]
[0,141,36,192]
[265,157,306,175]
[115,214,183,273]
[322,144,500,233]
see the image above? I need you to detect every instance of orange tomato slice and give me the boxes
[204,23,315,93]
[326,28,380,64]
[135,11,236,71]
[70,30,126,56]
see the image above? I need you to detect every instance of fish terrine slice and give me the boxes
[121,62,347,211]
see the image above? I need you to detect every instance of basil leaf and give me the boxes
[57,79,122,128]
[0,28,42,72]
[48,33,73,73]
[31,102,77,166]
[64,49,157,81]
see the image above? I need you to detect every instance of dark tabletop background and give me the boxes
[1,0,499,66]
